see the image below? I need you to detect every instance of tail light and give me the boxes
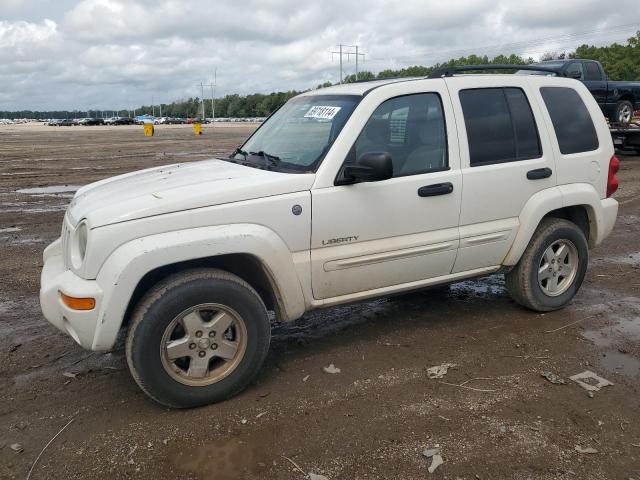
[606,155,620,198]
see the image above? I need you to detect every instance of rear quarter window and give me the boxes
[540,87,599,155]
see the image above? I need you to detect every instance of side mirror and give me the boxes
[337,152,393,185]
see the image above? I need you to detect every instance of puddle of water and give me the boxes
[613,252,640,266]
[0,227,21,233]
[600,351,640,377]
[273,275,505,344]
[0,235,45,245]
[581,297,640,377]
[582,298,640,348]
[2,205,67,213]
[450,274,506,297]
[16,185,81,194]
[28,192,75,198]
[0,171,40,176]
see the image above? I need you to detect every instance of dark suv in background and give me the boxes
[527,59,640,125]
[78,118,105,126]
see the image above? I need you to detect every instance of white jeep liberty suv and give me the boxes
[40,66,620,407]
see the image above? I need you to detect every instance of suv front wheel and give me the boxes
[126,269,270,408]
[505,218,588,312]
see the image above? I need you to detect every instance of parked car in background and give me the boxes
[41,67,619,408]
[59,119,76,126]
[163,117,185,124]
[112,117,135,125]
[135,115,156,125]
[523,59,640,125]
[78,118,105,126]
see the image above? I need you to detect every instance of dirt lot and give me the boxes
[0,123,639,480]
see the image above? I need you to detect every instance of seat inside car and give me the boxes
[400,108,446,175]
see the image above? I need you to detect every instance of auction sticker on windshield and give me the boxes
[304,106,341,120]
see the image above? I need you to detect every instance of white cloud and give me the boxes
[0,0,638,111]
[0,19,58,49]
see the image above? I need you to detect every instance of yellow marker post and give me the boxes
[143,123,154,137]
[193,122,202,135]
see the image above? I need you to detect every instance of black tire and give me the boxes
[505,218,588,312]
[613,100,634,125]
[126,268,270,408]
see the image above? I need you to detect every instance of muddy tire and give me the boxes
[613,100,634,125]
[505,218,588,312]
[126,269,270,408]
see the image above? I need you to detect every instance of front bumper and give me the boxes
[39,238,104,350]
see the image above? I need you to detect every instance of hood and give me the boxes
[68,159,315,228]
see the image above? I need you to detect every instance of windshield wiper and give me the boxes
[249,150,281,169]
[230,147,249,160]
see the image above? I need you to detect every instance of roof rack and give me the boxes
[428,64,565,79]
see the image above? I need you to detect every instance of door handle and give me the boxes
[418,182,454,197]
[526,168,552,180]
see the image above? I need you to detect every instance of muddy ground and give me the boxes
[0,123,639,480]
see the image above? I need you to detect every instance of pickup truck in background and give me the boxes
[529,59,640,125]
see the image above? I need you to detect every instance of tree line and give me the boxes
[2,32,638,120]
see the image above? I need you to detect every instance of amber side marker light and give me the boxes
[60,292,96,311]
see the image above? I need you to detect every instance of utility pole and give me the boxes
[332,44,365,83]
[197,79,216,122]
[159,103,162,118]
[339,44,343,83]
[152,94,155,117]
[211,68,217,125]
[200,82,205,120]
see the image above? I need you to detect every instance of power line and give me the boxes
[366,22,639,65]
[332,44,366,83]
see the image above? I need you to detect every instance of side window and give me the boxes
[540,87,599,154]
[566,62,584,80]
[459,87,542,166]
[353,93,448,177]
[583,62,602,81]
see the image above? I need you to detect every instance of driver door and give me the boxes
[310,87,462,300]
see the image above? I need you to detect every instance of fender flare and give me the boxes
[502,184,606,266]
[91,224,306,350]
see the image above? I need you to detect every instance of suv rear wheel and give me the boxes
[126,269,270,408]
[505,218,588,312]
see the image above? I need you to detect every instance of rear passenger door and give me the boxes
[445,77,557,273]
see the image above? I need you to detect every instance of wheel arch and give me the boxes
[123,253,280,330]
[503,185,605,266]
[91,224,307,351]
[617,93,635,104]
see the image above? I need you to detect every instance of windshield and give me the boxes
[237,94,360,172]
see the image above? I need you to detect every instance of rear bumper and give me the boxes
[597,197,618,245]
[39,239,104,350]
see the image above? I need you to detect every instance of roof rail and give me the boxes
[428,64,565,79]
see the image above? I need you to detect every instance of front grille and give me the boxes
[61,217,72,268]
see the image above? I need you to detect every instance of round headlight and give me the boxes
[71,221,89,269]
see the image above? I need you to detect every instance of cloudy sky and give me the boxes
[1,0,639,111]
